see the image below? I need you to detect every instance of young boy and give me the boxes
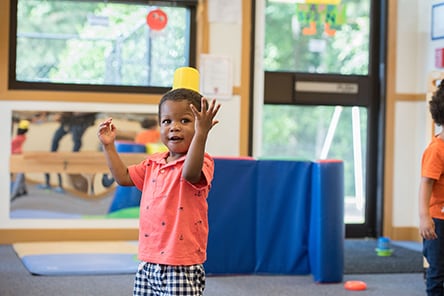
[419,79,444,296]
[97,88,220,296]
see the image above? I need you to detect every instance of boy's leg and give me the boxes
[165,264,205,296]
[71,124,88,152]
[11,173,25,200]
[51,124,68,152]
[133,262,157,296]
[133,263,205,296]
[424,218,444,296]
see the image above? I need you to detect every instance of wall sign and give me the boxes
[295,81,358,94]
[432,3,444,40]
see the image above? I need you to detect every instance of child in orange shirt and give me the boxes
[419,79,444,296]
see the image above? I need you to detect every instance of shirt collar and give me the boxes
[150,151,186,165]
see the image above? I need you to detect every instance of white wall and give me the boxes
[205,96,241,156]
[204,22,243,156]
[396,0,421,93]
[392,101,428,227]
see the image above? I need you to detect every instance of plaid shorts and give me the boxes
[133,262,206,296]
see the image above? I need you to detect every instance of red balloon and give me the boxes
[146,9,168,31]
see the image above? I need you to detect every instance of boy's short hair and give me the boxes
[17,128,28,135]
[158,88,204,121]
[430,80,444,126]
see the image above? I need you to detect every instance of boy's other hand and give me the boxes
[97,118,116,145]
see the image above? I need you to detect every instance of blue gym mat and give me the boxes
[21,253,138,275]
[13,241,139,276]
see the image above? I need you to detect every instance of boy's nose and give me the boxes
[170,122,180,130]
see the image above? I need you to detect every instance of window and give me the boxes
[264,0,370,75]
[9,0,198,93]
[261,104,368,224]
[258,0,384,236]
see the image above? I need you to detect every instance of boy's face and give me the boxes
[159,99,195,157]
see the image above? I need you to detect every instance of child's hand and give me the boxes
[190,97,221,135]
[420,216,438,240]
[97,118,116,145]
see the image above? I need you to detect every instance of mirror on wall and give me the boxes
[9,108,164,220]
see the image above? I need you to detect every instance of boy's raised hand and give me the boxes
[97,118,117,145]
[190,97,221,135]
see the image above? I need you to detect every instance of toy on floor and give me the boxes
[375,236,393,256]
[344,280,367,291]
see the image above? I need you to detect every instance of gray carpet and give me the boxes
[0,243,426,296]
[0,244,425,296]
[344,239,423,274]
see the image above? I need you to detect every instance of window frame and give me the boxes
[258,0,387,238]
[8,0,198,94]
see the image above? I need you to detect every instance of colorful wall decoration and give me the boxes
[296,1,346,37]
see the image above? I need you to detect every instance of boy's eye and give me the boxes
[161,119,171,125]
[181,118,191,124]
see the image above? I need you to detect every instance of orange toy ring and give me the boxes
[344,280,367,291]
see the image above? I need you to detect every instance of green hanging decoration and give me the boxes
[296,3,347,37]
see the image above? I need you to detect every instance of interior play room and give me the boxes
[1,0,444,295]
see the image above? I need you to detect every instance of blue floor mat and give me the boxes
[21,253,139,276]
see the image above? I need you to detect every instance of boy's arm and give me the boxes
[419,176,437,240]
[98,118,134,186]
[183,98,220,184]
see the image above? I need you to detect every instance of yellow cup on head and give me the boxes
[18,120,30,130]
[173,67,200,92]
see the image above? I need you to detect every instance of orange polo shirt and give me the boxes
[128,152,214,266]
[422,136,444,219]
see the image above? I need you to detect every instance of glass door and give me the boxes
[261,105,367,224]
[254,0,385,237]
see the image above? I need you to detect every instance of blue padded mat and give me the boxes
[20,253,139,276]
[10,209,82,219]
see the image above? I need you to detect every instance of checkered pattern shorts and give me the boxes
[133,262,206,296]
